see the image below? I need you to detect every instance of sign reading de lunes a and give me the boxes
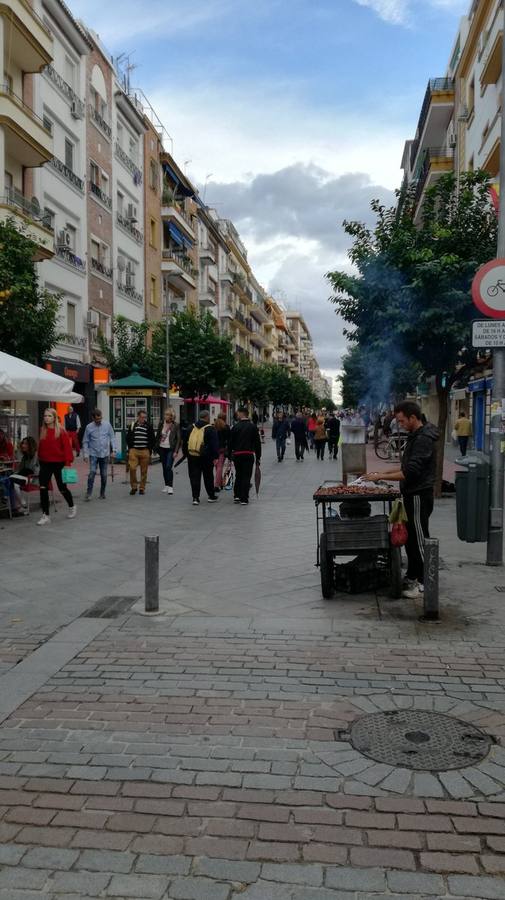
[472,259,505,319]
[472,320,505,348]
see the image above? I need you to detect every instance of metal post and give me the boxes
[486,25,505,566]
[145,535,159,613]
[421,538,439,622]
[165,312,170,404]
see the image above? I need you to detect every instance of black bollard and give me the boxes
[145,535,159,613]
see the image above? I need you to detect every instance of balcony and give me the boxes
[161,198,195,240]
[0,188,54,260]
[117,280,143,306]
[219,269,234,284]
[199,279,218,308]
[54,244,86,273]
[199,243,216,264]
[91,257,113,280]
[0,82,53,167]
[161,250,196,290]
[115,142,142,185]
[59,332,88,350]
[411,78,455,170]
[89,180,112,210]
[44,65,85,119]
[250,301,269,323]
[89,104,112,140]
[414,147,454,217]
[221,306,234,319]
[235,309,246,325]
[117,211,143,244]
[235,344,249,357]
[3,0,52,73]
[48,157,84,192]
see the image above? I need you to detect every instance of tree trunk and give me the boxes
[435,385,449,498]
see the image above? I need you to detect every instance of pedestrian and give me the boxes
[314,415,327,460]
[326,412,341,460]
[37,408,76,525]
[126,409,156,496]
[156,410,181,495]
[187,411,219,505]
[214,412,231,491]
[9,436,39,514]
[307,412,317,449]
[290,412,309,461]
[251,410,259,426]
[0,428,14,461]
[454,411,472,457]
[366,400,439,600]
[64,405,81,456]
[272,412,291,462]
[82,409,116,501]
[230,406,261,505]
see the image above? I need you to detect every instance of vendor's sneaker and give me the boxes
[37,514,50,526]
[167,487,173,495]
[402,581,421,599]
[67,506,77,519]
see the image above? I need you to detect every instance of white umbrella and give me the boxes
[0,351,83,402]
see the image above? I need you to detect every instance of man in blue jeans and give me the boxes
[82,409,116,500]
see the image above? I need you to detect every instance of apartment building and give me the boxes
[248,276,270,364]
[142,110,163,332]
[0,0,53,259]
[196,203,221,320]
[218,219,253,359]
[161,153,198,314]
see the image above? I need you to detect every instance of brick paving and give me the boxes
[1,439,505,896]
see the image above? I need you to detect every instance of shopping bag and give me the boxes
[223,465,234,491]
[388,498,407,525]
[62,467,78,484]
[391,522,408,547]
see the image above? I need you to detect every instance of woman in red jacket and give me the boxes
[37,408,76,526]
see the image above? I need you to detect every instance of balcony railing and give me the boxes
[89,104,112,139]
[162,249,194,276]
[115,142,142,185]
[3,188,52,228]
[89,181,112,209]
[117,211,143,244]
[49,157,84,192]
[91,257,113,280]
[245,317,253,331]
[414,147,454,204]
[59,332,88,349]
[161,193,193,226]
[416,77,454,147]
[0,82,51,133]
[235,309,245,324]
[55,244,86,272]
[44,65,85,118]
[117,280,143,305]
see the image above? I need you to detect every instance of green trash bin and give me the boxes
[455,451,490,542]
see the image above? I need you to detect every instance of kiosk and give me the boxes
[103,367,165,461]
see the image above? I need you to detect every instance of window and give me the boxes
[66,223,76,250]
[3,71,12,93]
[129,136,138,161]
[150,218,156,247]
[150,160,158,191]
[43,207,55,231]
[468,155,474,172]
[117,191,124,214]
[90,160,99,186]
[64,56,75,90]
[67,302,76,335]
[43,114,53,134]
[65,139,74,171]
[126,260,135,287]
[4,171,12,191]
[101,172,109,194]
[468,77,475,116]
[150,276,158,307]
[117,122,123,147]
[90,238,100,262]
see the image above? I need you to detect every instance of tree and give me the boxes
[0,218,60,363]
[99,317,151,379]
[149,309,235,396]
[227,357,270,405]
[328,171,497,490]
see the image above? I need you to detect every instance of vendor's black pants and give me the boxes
[234,454,255,503]
[403,489,434,584]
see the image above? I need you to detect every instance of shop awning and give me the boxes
[167,222,184,247]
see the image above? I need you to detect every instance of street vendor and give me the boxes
[366,400,439,601]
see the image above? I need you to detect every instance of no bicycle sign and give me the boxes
[472,259,505,319]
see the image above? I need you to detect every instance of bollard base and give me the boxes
[418,612,440,623]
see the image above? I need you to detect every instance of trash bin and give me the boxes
[341,424,367,484]
[455,451,490,542]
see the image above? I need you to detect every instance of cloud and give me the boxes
[69,0,238,44]
[353,0,468,25]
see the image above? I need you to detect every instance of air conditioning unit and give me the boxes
[448,132,457,148]
[70,100,83,120]
[57,229,70,247]
[87,309,100,327]
[127,203,137,223]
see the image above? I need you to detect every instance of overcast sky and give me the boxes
[70,0,468,387]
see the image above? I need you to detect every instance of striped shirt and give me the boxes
[132,423,149,449]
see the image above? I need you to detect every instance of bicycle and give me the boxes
[375,434,407,461]
[487,279,505,298]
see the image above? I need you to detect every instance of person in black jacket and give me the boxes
[126,410,156,495]
[367,400,438,600]
[187,411,219,505]
[326,413,341,460]
[290,413,309,461]
[272,412,291,462]
[230,407,261,505]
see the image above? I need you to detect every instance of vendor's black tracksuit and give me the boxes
[401,424,439,585]
[230,419,261,503]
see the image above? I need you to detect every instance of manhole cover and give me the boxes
[80,596,138,619]
[350,710,492,771]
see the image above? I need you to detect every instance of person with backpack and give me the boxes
[187,411,219,505]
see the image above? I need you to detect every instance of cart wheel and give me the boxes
[390,546,402,599]
[375,439,392,461]
[320,533,334,599]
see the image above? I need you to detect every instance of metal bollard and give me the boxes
[145,535,159,613]
[421,538,439,622]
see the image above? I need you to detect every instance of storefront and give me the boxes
[468,377,493,452]
[43,360,95,435]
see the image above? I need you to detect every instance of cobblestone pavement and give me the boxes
[1,438,505,897]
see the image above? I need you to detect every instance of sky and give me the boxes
[69,0,469,392]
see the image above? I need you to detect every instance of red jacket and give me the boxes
[38,428,73,466]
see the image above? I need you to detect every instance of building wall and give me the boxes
[143,118,162,334]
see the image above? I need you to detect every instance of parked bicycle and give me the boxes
[375,433,407,461]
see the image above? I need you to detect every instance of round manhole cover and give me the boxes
[350,710,492,771]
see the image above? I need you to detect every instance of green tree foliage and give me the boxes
[0,218,60,363]
[98,316,150,379]
[150,309,235,397]
[327,171,498,490]
[226,356,270,404]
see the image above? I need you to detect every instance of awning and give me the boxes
[167,222,184,247]
[162,161,194,198]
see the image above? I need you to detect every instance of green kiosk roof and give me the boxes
[105,365,165,390]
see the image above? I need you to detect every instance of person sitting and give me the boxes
[10,437,39,514]
[0,429,14,462]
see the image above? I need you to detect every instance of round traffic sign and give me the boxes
[472,259,505,319]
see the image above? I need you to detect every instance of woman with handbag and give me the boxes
[156,410,181,495]
[37,408,76,526]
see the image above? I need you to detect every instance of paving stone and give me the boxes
[22,847,79,869]
[195,858,260,882]
[168,876,232,900]
[325,865,386,891]
[76,849,135,873]
[448,875,505,899]
[261,863,323,886]
[0,867,49,890]
[387,871,446,894]
[48,871,111,893]
[412,773,445,798]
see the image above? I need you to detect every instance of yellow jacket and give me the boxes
[455,417,472,437]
